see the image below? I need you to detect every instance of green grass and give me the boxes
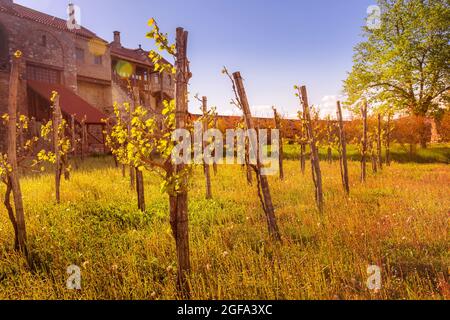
[0,149,448,300]
[284,143,450,164]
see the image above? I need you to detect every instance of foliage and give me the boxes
[344,0,450,117]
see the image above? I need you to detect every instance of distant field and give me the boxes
[284,143,450,164]
[0,147,448,299]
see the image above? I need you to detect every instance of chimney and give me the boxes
[0,0,14,7]
[113,31,121,47]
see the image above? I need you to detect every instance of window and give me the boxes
[76,48,85,62]
[0,26,8,71]
[152,73,160,85]
[41,35,47,47]
[94,55,102,65]
[26,64,61,84]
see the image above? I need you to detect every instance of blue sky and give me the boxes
[15,0,375,118]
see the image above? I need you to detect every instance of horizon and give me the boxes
[14,0,375,119]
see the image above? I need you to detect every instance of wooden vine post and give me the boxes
[202,96,212,200]
[377,114,383,171]
[171,27,192,297]
[326,116,333,164]
[233,71,281,241]
[52,93,63,204]
[6,52,28,255]
[272,106,284,181]
[128,102,136,190]
[212,113,218,175]
[361,101,368,182]
[132,89,145,212]
[81,117,87,161]
[298,86,324,213]
[385,113,391,166]
[336,101,350,195]
[299,110,307,175]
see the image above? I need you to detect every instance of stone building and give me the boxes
[0,0,174,152]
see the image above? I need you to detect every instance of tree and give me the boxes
[344,0,450,121]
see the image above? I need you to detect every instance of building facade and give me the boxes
[0,0,174,152]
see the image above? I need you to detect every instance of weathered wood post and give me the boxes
[52,93,62,203]
[272,106,284,181]
[386,113,391,166]
[202,96,212,199]
[299,111,307,175]
[128,102,135,190]
[361,101,368,182]
[81,117,87,161]
[170,27,192,298]
[299,86,324,213]
[326,116,333,164]
[371,137,378,174]
[132,89,146,212]
[377,114,383,171]
[135,169,145,211]
[233,71,281,241]
[71,114,76,156]
[212,113,218,175]
[245,138,253,185]
[6,53,27,255]
[337,101,350,195]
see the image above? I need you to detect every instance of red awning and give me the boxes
[27,80,107,124]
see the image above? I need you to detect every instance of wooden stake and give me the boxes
[299,111,306,175]
[233,71,281,241]
[6,54,27,256]
[272,107,284,181]
[81,117,87,161]
[361,101,368,182]
[299,86,324,213]
[135,168,145,212]
[337,101,350,195]
[212,114,218,175]
[170,27,191,298]
[377,114,383,171]
[128,102,135,190]
[386,113,391,166]
[202,96,212,200]
[326,117,333,164]
[52,94,62,203]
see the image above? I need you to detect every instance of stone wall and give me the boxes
[77,80,112,113]
[76,37,111,82]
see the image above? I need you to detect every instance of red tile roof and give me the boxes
[0,2,105,41]
[27,80,107,124]
[111,45,173,69]
[111,46,152,66]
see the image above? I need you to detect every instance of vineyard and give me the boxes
[0,0,449,302]
[0,154,448,300]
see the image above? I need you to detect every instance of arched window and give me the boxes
[0,24,9,71]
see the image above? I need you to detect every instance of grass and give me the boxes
[0,145,448,300]
[284,143,450,164]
